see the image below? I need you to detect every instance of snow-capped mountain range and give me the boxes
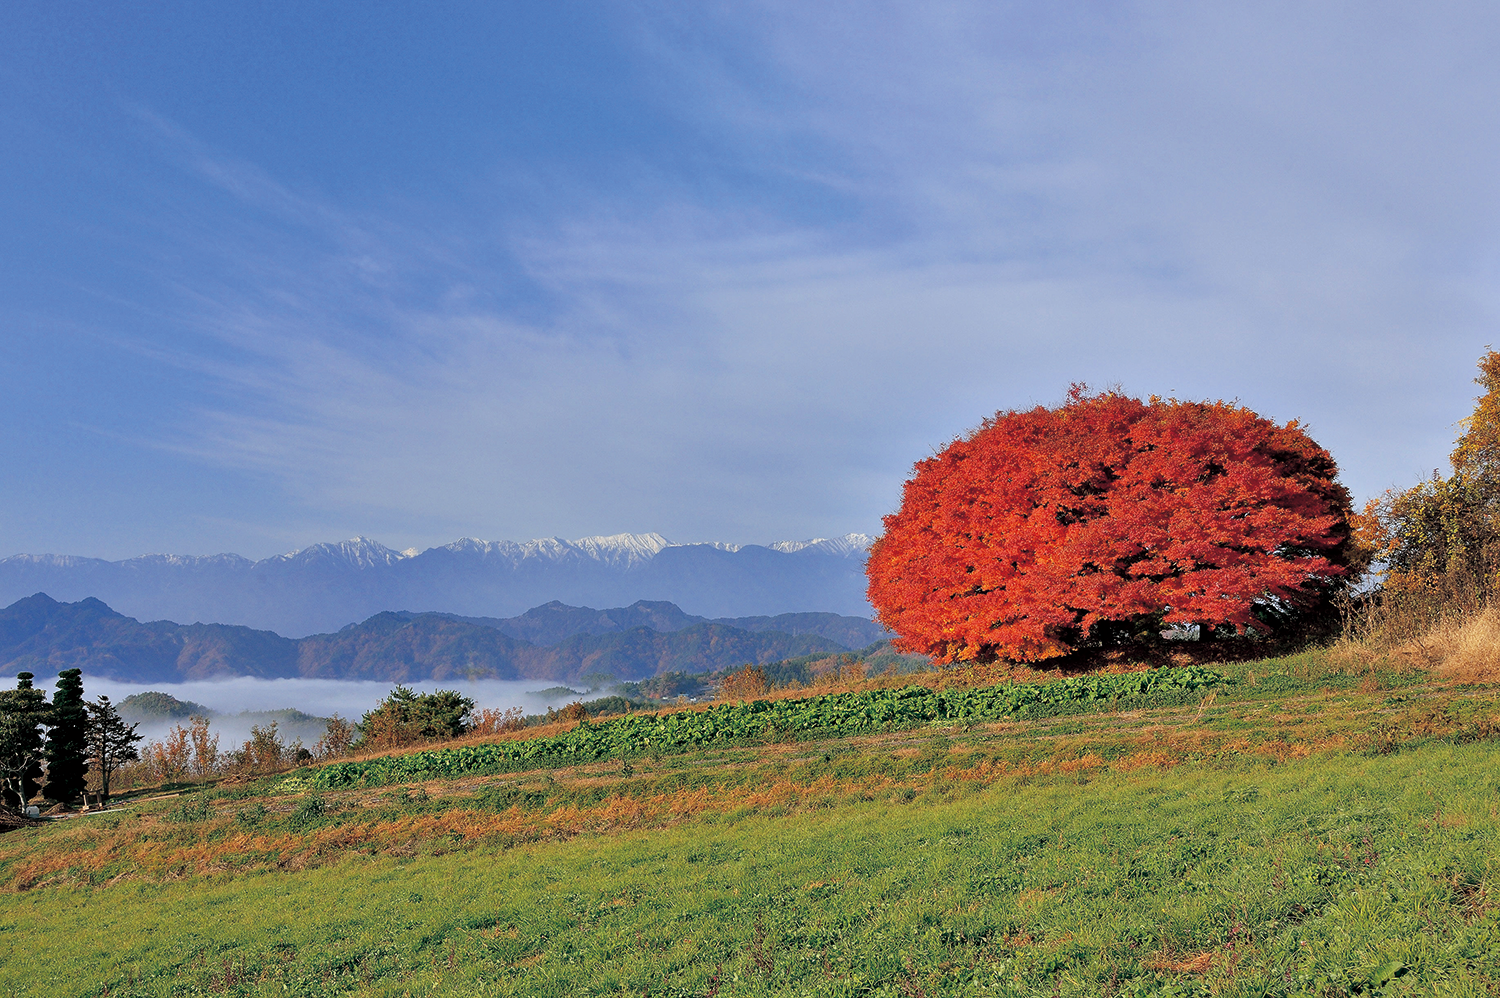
[0,533,877,637]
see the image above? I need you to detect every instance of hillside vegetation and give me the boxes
[4,645,1500,996]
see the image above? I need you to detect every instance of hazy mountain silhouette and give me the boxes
[0,594,883,683]
[0,533,877,636]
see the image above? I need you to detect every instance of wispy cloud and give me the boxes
[85,2,1500,555]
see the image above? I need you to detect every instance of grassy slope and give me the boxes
[4,655,1500,997]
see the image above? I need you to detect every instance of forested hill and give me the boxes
[423,600,889,649]
[0,594,877,683]
[0,594,299,682]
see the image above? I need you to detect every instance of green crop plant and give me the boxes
[305,667,1224,788]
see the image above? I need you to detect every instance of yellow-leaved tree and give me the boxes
[1361,349,1500,636]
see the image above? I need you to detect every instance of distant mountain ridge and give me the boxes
[0,533,876,636]
[427,599,889,649]
[0,594,890,684]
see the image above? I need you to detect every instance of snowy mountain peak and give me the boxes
[439,537,499,555]
[123,553,255,570]
[568,532,675,566]
[276,536,408,570]
[4,531,873,576]
[768,534,875,558]
[2,553,105,569]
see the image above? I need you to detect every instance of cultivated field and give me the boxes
[3,653,1499,996]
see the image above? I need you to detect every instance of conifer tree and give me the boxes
[45,669,88,806]
[0,673,50,812]
[85,696,142,804]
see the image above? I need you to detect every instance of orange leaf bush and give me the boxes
[867,387,1356,663]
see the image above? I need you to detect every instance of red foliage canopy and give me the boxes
[866,389,1356,663]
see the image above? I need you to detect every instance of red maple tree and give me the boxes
[866,388,1357,663]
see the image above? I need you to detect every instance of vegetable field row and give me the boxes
[306,666,1224,788]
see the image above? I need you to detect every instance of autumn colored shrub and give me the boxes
[186,715,219,777]
[717,666,770,701]
[548,701,590,723]
[313,714,355,759]
[231,723,291,774]
[468,707,527,737]
[867,387,1358,663]
[117,716,223,789]
[140,724,192,784]
[808,656,865,690]
[1354,349,1500,646]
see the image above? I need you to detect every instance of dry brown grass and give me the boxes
[1146,951,1216,974]
[1331,570,1499,675]
[1111,750,1181,772]
[1336,603,1500,679]
[1421,607,1500,681]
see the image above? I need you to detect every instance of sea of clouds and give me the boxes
[79,675,591,747]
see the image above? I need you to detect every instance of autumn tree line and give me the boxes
[123,714,357,792]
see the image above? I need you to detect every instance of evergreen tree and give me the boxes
[85,696,142,804]
[357,686,475,748]
[45,669,88,805]
[0,673,51,812]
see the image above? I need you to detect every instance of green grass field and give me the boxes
[4,656,1500,996]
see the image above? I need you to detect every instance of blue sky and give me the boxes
[5,2,1500,560]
